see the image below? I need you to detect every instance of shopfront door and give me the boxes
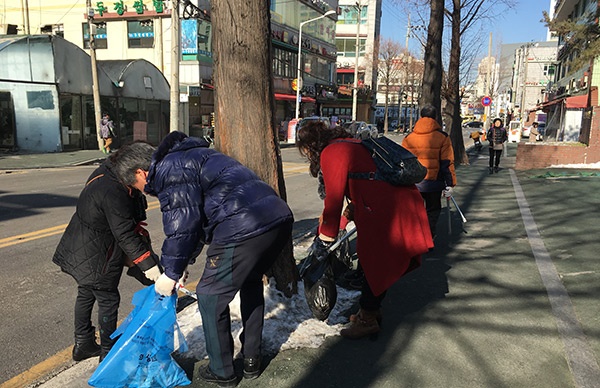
[0,92,16,149]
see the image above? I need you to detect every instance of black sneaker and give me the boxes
[198,365,237,387]
[72,336,101,362]
[243,356,261,379]
[494,166,499,173]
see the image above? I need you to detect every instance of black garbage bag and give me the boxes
[303,262,337,321]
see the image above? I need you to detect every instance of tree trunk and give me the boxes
[210,1,298,296]
[420,0,444,124]
[444,0,468,165]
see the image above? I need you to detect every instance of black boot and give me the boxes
[198,365,237,387]
[73,332,101,361]
[243,355,262,379]
[98,345,112,363]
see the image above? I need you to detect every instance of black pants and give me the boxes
[196,221,293,378]
[489,148,502,168]
[359,280,387,311]
[420,191,442,238]
[74,285,120,349]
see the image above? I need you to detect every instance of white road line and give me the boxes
[510,169,600,388]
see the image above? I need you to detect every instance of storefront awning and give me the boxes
[539,97,564,109]
[274,93,315,103]
[565,94,588,109]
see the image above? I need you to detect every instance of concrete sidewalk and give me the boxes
[0,150,106,170]
[15,142,600,388]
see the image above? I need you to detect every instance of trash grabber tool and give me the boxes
[328,226,357,252]
[450,195,467,223]
[177,285,197,300]
[446,197,452,235]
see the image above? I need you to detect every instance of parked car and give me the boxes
[285,116,331,143]
[342,121,369,138]
[507,121,522,143]
[361,124,379,139]
[463,121,484,129]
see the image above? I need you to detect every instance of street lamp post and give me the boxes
[352,2,362,121]
[295,10,336,120]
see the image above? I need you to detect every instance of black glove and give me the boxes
[299,237,335,283]
[308,237,334,263]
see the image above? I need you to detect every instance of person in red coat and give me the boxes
[296,122,434,339]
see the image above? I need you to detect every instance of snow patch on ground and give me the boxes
[177,279,360,361]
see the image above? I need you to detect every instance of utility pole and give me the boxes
[86,0,103,150]
[352,1,362,122]
[520,44,532,123]
[405,13,410,51]
[484,32,492,130]
[21,0,30,34]
[170,0,180,132]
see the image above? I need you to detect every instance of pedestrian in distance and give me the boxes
[100,112,116,154]
[121,132,294,387]
[296,122,433,340]
[401,104,457,240]
[529,121,540,142]
[52,142,162,363]
[487,118,508,174]
[470,129,483,151]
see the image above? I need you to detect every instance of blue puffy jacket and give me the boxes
[145,132,293,280]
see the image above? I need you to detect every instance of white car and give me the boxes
[507,121,522,143]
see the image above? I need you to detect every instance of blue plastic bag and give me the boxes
[88,285,191,388]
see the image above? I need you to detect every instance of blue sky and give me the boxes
[380,0,551,55]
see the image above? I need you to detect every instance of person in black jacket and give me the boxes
[119,132,293,387]
[486,118,509,174]
[52,142,161,362]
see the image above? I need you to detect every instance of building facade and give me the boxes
[0,35,169,152]
[515,0,600,169]
[374,52,424,130]
[325,0,381,123]
[541,0,597,142]
[270,0,338,126]
[0,1,340,148]
[511,42,558,123]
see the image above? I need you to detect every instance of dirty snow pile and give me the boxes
[177,277,360,361]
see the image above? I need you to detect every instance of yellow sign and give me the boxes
[291,79,298,91]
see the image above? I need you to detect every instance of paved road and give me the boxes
[4,137,600,388]
[0,146,320,386]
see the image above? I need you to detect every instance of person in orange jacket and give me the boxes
[402,105,457,240]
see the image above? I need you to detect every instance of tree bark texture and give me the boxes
[444,0,468,165]
[210,0,298,296]
[420,0,444,124]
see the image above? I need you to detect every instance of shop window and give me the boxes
[27,91,54,110]
[337,5,368,25]
[128,20,154,48]
[335,38,366,57]
[82,23,107,49]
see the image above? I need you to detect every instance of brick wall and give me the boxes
[515,104,600,170]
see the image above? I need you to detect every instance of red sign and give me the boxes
[481,96,492,106]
